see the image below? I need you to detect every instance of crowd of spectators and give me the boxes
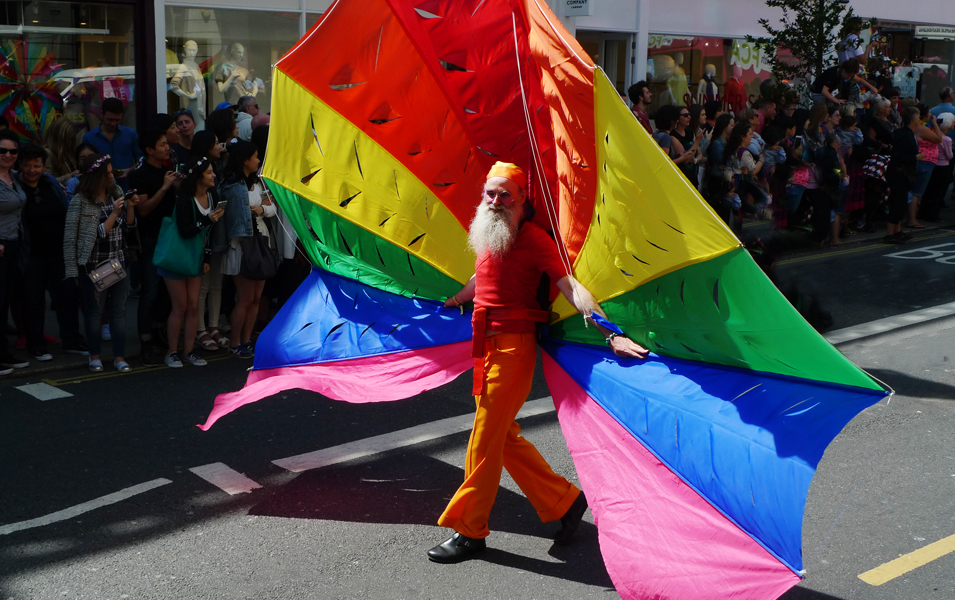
[628,64,955,248]
[0,96,310,375]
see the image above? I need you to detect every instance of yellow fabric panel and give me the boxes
[265,69,474,285]
[550,71,741,321]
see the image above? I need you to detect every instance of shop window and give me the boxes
[165,7,300,129]
[0,1,136,142]
[646,35,773,116]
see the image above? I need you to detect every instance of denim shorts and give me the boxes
[912,161,935,197]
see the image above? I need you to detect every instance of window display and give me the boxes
[0,1,136,142]
[165,7,300,120]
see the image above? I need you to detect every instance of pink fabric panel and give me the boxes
[542,353,801,600]
[199,341,472,430]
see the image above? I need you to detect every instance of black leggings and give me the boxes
[886,170,910,224]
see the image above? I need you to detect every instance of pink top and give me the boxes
[937,136,953,167]
[918,139,939,164]
[790,165,810,187]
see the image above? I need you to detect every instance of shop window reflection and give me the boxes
[0,1,135,142]
[165,7,300,124]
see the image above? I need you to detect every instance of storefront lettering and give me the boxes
[649,35,695,50]
[730,40,772,76]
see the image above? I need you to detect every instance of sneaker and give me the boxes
[101,324,111,341]
[0,366,12,376]
[0,354,29,369]
[230,342,254,359]
[183,351,207,367]
[165,352,183,368]
[140,341,161,367]
[64,343,90,356]
[30,350,53,362]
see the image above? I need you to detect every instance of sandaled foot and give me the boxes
[210,329,230,349]
[196,330,218,351]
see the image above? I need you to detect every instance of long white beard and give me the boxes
[468,202,521,258]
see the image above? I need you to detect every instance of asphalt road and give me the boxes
[2,232,955,600]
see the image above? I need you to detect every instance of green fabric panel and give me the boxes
[267,181,464,301]
[549,248,882,391]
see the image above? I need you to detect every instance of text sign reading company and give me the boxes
[563,0,593,17]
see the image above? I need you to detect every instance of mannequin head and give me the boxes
[228,43,245,63]
[674,53,684,67]
[733,65,743,79]
[704,64,716,78]
[184,40,198,60]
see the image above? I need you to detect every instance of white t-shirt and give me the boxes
[248,182,276,238]
[837,34,865,63]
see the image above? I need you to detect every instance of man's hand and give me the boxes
[610,336,649,359]
[161,170,178,191]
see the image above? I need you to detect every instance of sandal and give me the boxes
[196,330,218,351]
[210,329,230,349]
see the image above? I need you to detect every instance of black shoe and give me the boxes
[30,349,53,362]
[155,327,168,346]
[898,231,913,241]
[554,492,588,545]
[427,532,486,563]
[882,234,905,244]
[64,342,90,356]
[0,353,29,369]
[140,340,161,367]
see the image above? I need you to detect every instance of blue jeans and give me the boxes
[81,270,130,357]
[912,161,934,197]
[785,184,806,215]
[25,254,83,352]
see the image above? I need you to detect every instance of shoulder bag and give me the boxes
[153,201,205,277]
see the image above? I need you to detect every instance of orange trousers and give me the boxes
[437,332,580,539]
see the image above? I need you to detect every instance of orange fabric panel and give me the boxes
[523,0,596,266]
[277,0,486,229]
[277,0,563,234]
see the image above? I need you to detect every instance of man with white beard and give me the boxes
[428,162,649,564]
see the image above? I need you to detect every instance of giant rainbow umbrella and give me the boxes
[201,1,890,597]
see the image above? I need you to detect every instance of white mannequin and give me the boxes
[697,64,718,103]
[670,52,689,107]
[215,42,258,105]
[169,40,206,129]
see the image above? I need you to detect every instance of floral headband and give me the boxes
[85,154,111,174]
[186,156,210,176]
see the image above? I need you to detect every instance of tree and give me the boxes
[746,0,862,83]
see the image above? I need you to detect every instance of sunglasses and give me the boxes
[174,109,194,117]
[0,147,19,155]
[680,112,691,117]
[483,189,515,204]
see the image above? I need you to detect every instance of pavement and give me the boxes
[3,203,955,599]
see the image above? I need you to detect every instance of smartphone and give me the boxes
[124,189,137,200]
[217,200,228,212]
[112,168,123,176]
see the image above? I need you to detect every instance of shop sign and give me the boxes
[730,40,772,76]
[648,35,696,50]
[915,25,955,40]
[562,0,592,17]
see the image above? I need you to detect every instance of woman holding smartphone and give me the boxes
[64,154,138,372]
[159,156,224,368]
[190,131,230,349]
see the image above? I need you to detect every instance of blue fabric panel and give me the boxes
[590,313,624,335]
[253,268,473,371]
[542,340,887,574]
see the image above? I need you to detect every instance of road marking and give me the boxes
[188,463,262,495]
[859,533,955,586]
[15,382,73,401]
[273,396,555,472]
[825,301,955,345]
[884,242,955,264]
[0,478,172,536]
[778,230,955,266]
[43,354,231,386]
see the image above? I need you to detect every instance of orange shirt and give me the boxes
[474,221,566,332]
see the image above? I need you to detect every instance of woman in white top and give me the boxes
[220,140,274,359]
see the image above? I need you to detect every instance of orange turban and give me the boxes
[486,161,527,191]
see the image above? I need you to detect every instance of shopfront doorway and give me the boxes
[577,30,634,96]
